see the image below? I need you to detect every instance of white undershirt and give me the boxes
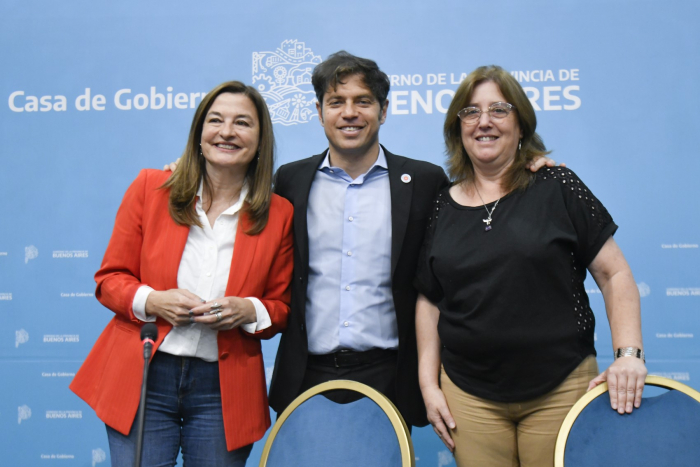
[132,182,271,362]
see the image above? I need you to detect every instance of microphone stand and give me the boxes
[134,325,157,467]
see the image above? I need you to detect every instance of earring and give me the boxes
[518,140,522,151]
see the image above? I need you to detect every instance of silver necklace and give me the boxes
[473,184,500,232]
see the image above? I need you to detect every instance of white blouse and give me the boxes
[132,182,270,362]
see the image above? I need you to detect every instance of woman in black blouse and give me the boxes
[415,65,646,467]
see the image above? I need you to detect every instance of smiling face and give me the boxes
[200,92,260,174]
[317,73,388,161]
[461,81,521,169]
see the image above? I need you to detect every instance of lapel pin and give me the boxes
[401,174,412,184]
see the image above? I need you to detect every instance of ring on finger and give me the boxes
[216,311,223,322]
[210,302,222,311]
[189,316,195,323]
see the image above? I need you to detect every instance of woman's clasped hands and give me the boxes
[145,289,257,331]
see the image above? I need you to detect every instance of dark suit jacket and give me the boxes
[268,147,448,426]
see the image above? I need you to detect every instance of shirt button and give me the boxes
[206,272,212,277]
[343,321,349,327]
[347,251,352,256]
[348,216,354,221]
[345,286,350,291]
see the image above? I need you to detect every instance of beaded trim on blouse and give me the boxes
[538,166,604,337]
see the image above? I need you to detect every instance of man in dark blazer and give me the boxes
[268,51,448,427]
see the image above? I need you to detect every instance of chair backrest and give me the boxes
[554,375,700,467]
[259,380,414,467]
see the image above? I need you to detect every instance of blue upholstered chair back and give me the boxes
[260,380,414,467]
[555,376,700,466]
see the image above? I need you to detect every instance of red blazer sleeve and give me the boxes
[94,169,151,322]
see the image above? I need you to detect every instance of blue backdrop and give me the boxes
[2,1,699,465]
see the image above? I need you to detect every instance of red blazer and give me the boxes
[70,169,293,451]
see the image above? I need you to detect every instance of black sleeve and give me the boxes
[553,167,618,266]
[413,189,446,303]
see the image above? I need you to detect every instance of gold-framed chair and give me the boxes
[259,380,414,467]
[554,375,700,466]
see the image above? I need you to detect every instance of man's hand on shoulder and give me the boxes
[526,155,565,172]
[163,158,180,172]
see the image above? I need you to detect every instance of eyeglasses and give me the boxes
[457,102,516,123]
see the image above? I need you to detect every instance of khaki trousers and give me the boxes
[442,355,599,467]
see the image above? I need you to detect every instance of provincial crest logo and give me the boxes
[16,329,29,348]
[92,448,107,466]
[18,405,31,424]
[252,40,322,126]
[438,450,455,467]
[25,245,38,264]
[637,282,651,298]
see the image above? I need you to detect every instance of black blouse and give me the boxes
[415,167,617,402]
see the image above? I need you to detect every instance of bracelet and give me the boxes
[614,347,645,363]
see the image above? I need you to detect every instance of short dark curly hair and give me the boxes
[312,50,390,110]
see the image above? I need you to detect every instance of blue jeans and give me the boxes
[106,351,253,467]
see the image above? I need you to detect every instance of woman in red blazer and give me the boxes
[70,81,293,466]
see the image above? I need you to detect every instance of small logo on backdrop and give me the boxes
[52,250,88,258]
[25,245,38,263]
[92,448,107,466]
[46,410,82,419]
[0,293,12,300]
[656,332,694,339]
[0,251,7,256]
[666,288,700,296]
[16,329,29,347]
[651,372,690,381]
[40,454,75,460]
[42,371,76,378]
[438,450,455,467]
[661,243,698,249]
[18,405,31,424]
[60,292,94,298]
[252,40,322,126]
[43,334,79,343]
[637,282,650,298]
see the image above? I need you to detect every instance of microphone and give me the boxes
[135,323,158,467]
[140,323,158,360]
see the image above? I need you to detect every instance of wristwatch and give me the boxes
[614,347,645,363]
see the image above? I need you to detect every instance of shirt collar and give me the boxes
[320,146,388,173]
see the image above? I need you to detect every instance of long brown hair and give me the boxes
[162,81,275,235]
[444,65,550,192]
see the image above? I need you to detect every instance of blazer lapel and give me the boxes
[225,210,259,297]
[385,148,412,278]
[293,152,326,276]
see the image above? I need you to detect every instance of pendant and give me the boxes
[483,218,493,232]
[485,225,492,232]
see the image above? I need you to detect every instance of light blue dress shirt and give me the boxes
[306,147,399,354]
